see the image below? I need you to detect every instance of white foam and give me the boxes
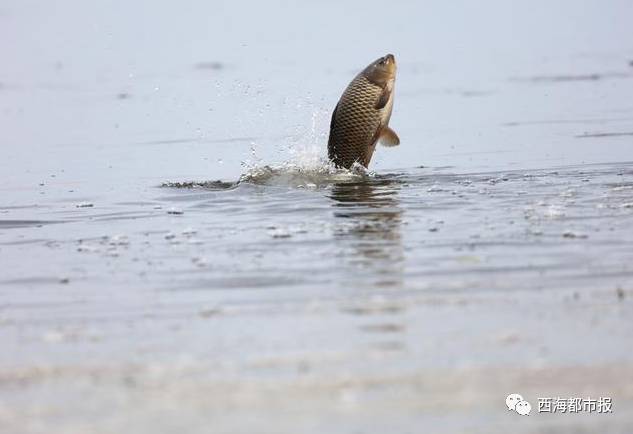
[238,108,372,187]
[238,159,368,187]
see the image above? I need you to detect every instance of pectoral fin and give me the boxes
[379,126,400,147]
[374,85,392,110]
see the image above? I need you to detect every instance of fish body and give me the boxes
[328,54,399,169]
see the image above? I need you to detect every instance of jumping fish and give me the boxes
[328,54,399,169]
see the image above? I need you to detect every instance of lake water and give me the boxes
[1,1,633,433]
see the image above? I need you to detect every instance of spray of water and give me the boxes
[238,107,371,187]
[164,106,372,190]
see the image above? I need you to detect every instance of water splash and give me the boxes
[238,107,372,187]
[164,108,372,189]
[160,180,237,190]
[238,159,369,187]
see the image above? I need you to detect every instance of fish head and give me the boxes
[362,54,397,86]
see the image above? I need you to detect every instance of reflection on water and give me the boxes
[329,179,404,288]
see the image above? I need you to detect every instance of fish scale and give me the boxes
[328,75,384,168]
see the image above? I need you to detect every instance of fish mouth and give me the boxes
[382,54,397,73]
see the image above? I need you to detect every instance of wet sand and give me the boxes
[2,0,633,432]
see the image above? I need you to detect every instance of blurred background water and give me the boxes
[2,0,632,193]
